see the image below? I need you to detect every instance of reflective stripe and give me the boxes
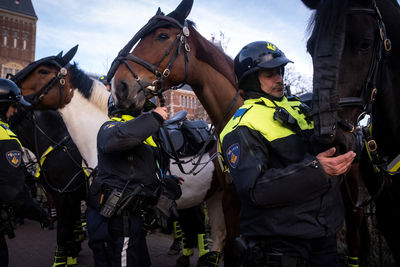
[34,146,54,178]
[0,121,23,148]
[220,96,314,144]
[121,237,130,267]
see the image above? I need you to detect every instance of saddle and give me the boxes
[159,110,216,157]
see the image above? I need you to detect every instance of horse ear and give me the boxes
[167,0,193,24]
[301,0,320,9]
[56,51,63,57]
[61,45,79,66]
[155,7,164,16]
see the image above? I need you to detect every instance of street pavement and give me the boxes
[7,219,201,267]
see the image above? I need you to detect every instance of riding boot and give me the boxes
[52,245,67,267]
[169,221,182,255]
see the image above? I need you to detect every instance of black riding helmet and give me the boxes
[234,41,293,89]
[0,78,31,107]
[99,75,110,86]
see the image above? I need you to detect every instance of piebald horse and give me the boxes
[17,51,227,260]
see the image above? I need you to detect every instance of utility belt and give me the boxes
[235,236,306,267]
[88,179,159,219]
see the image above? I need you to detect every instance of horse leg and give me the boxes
[219,172,241,267]
[175,205,206,267]
[53,192,82,266]
[360,157,400,266]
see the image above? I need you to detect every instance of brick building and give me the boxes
[0,0,37,78]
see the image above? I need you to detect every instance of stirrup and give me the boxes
[197,251,221,267]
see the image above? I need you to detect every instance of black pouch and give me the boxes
[87,179,104,211]
[181,120,216,154]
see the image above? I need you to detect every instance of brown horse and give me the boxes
[303,0,400,265]
[108,0,243,265]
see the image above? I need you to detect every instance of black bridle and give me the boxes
[107,14,191,105]
[338,0,391,129]
[10,45,78,110]
[339,0,393,208]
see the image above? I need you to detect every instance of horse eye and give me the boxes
[358,39,373,52]
[38,69,50,75]
[157,33,169,41]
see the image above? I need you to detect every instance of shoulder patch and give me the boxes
[226,143,240,168]
[104,122,117,130]
[233,108,248,119]
[6,150,21,168]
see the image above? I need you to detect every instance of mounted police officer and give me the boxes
[0,78,49,266]
[219,41,356,267]
[86,93,172,267]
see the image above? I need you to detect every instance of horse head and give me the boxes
[108,0,194,112]
[302,0,399,156]
[12,45,79,110]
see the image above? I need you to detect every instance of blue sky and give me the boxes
[33,0,314,77]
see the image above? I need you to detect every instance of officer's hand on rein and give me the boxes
[153,107,168,120]
[316,147,356,177]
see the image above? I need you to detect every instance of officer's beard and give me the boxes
[240,72,283,101]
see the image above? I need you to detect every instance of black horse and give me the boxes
[303,0,400,265]
[10,108,87,266]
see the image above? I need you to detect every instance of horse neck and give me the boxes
[59,90,109,168]
[187,28,243,132]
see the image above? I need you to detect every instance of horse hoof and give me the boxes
[168,239,182,255]
[175,255,191,267]
[197,251,221,267]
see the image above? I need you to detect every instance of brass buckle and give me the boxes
[367,139,377,152]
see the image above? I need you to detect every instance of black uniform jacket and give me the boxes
[96,113,168,194]
[0,120,46,222]
[220,97,344,239]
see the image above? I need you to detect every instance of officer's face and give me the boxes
[6,105,17,121]
[258,68,284,98]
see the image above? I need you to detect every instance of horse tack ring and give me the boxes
[59,78,65,85]
[384,39,392,51]
[60,67,68,76]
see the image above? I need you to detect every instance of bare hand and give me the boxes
[153,106,168,120]
[316,147,356,177]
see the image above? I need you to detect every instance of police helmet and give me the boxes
[234,41,293,88]
[99,75,110,86]
[0,78,31,107]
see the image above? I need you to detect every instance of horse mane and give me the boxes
[188,22,237,89]
[69,63,110,113]
[306,0,348,51]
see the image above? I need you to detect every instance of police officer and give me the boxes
[99,75,111,92]
[86,94,170,267]
[219,41,356,267]
[0,78,49,266]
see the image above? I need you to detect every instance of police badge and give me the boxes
[6,150,21,168]
[227,143,240,168]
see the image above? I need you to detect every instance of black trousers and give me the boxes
[0,235,8,267]
[87,206,151,267]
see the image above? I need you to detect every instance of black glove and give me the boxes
[162,175,182,200]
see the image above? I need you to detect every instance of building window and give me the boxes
[13,31,18,48]
[3,29,8,46]
[22,32,28,50]
[2,66,18,78]
[192,98,195,109]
